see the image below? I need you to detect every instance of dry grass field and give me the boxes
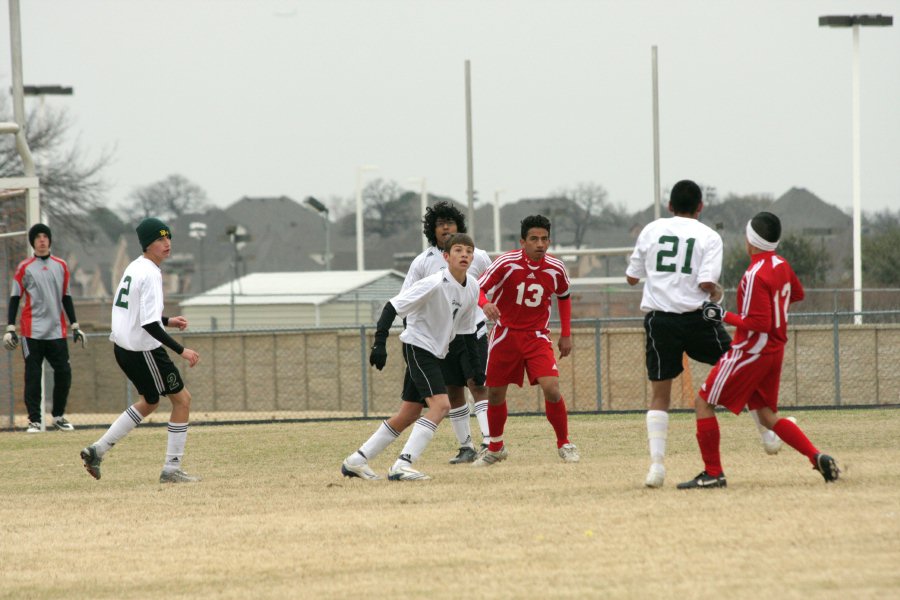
[1,409,898,600]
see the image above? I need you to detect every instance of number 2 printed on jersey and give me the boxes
[114,275,132,309]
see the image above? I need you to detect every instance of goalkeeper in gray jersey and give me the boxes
[5,224,85,433]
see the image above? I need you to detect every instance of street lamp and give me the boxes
[355,165,378,271]
[493,189,504,254]
[189,222,207,291]
[819,13,893,324]
[407,178,428,251]
[225,224,250,329]
[304,196,331,270]
[23,84,73,126]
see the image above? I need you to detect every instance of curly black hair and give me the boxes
[520,214,551,240]
[423,201,467,247]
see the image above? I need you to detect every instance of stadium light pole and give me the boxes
[355,165,378,271]
[819,14,893,325]
[407,178,428,251]
[651,45,661,220]
[304,196,331,270]
[189,221,207,290]
[493,189,504,254]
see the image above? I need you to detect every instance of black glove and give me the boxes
[701,301,724,323]
[71,323,86,348]
[369,342,387,371]
[3,325,18,351]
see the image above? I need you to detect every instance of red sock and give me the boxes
[487,402,507,452]
[545,397,570,448]
[696,417,723,477]
[773,417,819,463]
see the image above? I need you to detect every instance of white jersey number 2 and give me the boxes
[515,282,544,307]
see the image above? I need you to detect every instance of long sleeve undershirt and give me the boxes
[142,321,184,355]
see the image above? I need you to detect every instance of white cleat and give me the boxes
[341,459,381,480]
[645,463,666,488]
[763,416,797,455]
[472,445,509,467]
[387,465,431,481]
[558,442,580,463]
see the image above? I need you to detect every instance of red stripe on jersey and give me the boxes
[13,257,38,337]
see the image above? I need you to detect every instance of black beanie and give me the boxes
[136,217,172,251]
[28,223,52,248]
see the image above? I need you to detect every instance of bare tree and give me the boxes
[0,100,110,234]
[552,182,624,248]
[121,174,209,222]
[361,178,413,237]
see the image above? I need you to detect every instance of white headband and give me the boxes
[746,220,778,251]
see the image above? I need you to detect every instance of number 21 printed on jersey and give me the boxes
[655,235,696,275]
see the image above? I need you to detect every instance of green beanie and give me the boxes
[136,217,172,251]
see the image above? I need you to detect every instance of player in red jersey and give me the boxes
[472,214,579,466]
[677,212,840,488]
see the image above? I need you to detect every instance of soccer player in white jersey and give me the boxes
[626,179,787,489]
[80,218,202,484]
[5,224,85,432]
[402,201,492,463]
[341,233,482,481]
[472,215,580,466]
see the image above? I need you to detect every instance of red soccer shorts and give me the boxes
[485,325,559,387]
[699,347,784,415]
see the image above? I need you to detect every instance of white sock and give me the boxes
[448,404,474,448]
[163,422,189,472]
[392,417,437,470]
[351,420,400,466]
[473,400,491,445]
[750,409,779,443]
[95,406,143,456]
[646,410,669,465]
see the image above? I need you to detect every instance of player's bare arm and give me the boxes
[699,281,724,303]
[482,302,500,321]
[166,316,189,330]
[557,336,572,358]
[626,275,640,286]
[181,348,200,368]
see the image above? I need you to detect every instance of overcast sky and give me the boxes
[3,0,899,222]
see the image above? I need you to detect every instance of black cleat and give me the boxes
[814,453,840,483]
[80,445,102,480]
[677,471,727,489]
[449,446,478,464]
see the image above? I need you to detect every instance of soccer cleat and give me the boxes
[26,422,41,433]
[159,469,202,483]
[645,463,666,488]
[448,446,477,464]
[80,445,102,480]
[813,453,840,483]
[763,416,797,455]
[341,459,381,480]
[53,417,75,432]
[387,465,431,481]
[677,471,727,489]
[558,442,580,463]
[472,445,508,467]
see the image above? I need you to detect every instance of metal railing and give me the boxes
[2,309,898,430]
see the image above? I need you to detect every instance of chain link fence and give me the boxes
[2,309,898,431]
